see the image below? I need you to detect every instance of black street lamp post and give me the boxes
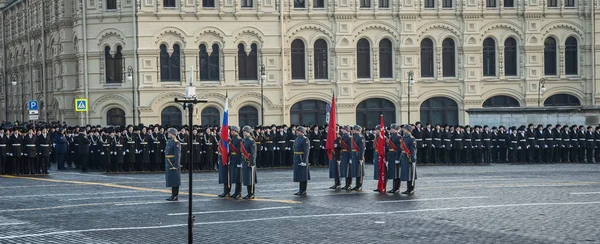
[407,70,415,124]
[260,64,266,124]
[127,66,136,125]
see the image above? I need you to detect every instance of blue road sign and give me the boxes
[28,100,38,111]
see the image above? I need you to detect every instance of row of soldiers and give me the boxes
[0,126,52,175]
[410,123,600,165]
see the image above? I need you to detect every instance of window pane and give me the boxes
[379,39,393,78]
[161,106,182,126]
[290,100,328,126]
[356,98,396,128]
[357,39,371,78]
[486,0,496,7]
[419,97,459,125]
[565,0,575,7]
[294,0,305,8]
[425,0,435,8]
[504,0,513,7]
[314,39,328,79]
[201,107,220,125]
[443,0,452,7]
[203,0,215,7]
[238,44,247,80]
[164,0,176,7]
[160,44,170,81]
[420,38,434,77]
[379,0,389,8]
[313,0,324,8]
[107,108,125,126]
[360,0,371,7]
[544,37,557,75]
[107,0,117,9]
[241,0,253,7]
[291,40,306,80]
[565,37,578,75]
[239,106,259,127]
[504,38,517,76]
[442,39,455,77]
[200,44,210,80]
[483,38,496,76]
[544,94,581,106]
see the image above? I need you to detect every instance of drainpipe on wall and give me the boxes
[279,0,286,124]
[133,1,140,124]
[82,0,89,124]
[592,1,596,105]
[41,0,47,122]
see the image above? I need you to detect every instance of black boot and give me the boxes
[295,181,307,195]
[351,177,362,191]
[243,185,255,199]
[387,180,399,193]
[329,177,341,189]
[342,177,352,190]
[402,182,414,195]
[218,184,231,198]
[231,184,242,199]
[167,187,179,201]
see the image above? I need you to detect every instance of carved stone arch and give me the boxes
[286,22,335,45]
[417,89,464,109]
[154,26,189,49]
[150,92,187,113]
[289,36,309,48]
[97,28,127,50]
[233,26,265,46]
[353,90,401,108]
[417,22,462,43]
[309,34,334,48]
[480,21,524,41]
[419,35,438,47]
[480,88,525,106]
[353,22,399,44]
[354,36,375,46]
[500,34,522,47]
[480,35,500,45]
[541,21,585,41]
[194,27,226,49]
[374,34,397,48]
[100,103,129,122]
[438,34,460,48]
[230,91,275,109]
[197,91,227,102]
[92,94,132,114]
[528,36,539,44]
[285,91,331,110]
[542,87,585,104]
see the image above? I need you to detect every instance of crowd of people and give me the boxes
[0,121,599,177]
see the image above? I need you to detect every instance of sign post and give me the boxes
[28,100,39,121]
[75,99,88,126]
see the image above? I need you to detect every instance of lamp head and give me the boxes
[127,73,132,82]
[540,86,546,93]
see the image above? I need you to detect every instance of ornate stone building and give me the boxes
[1,0,598,128]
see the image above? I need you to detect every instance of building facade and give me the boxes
[1,0,599,128]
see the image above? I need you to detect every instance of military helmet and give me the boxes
[242,125,253,133]
[167,128,178,135]
[297,126,307,133]
[230,125,240,133]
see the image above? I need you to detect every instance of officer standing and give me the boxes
[423,123,433,164]
[217,136,231,198]
[293,126,310,195]
[350,125,365,191]
[0,127,7,174]
[413,122,423,164]
[165,128,181,201]
[125,127,136,171]
[55,128,68,170]
[453,126,463,164]
[241,126,257,199]
[400,125,417,195]
[37,127,52,174]
[23,128,37,174]
[526,124,536,163]
[229,126,244,199]
[386,124,401,194]
[372,125,386,192]
[264,126,275,167]
[328,130,341,189]
[309,125,321,166]
[463,125,472,164]
[339,126,353,190]
[76,129,90,172]
[275,126,287,167]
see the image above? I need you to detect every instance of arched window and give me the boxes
[356,39,371,79]
[379,39,393,78]
[483,95,520,107]
[420,97,459,125]
[200,44,220,81]
[291,39,306,80]
[161,106,183,126]
[238,106,259,127]
[160,44,181,82]
[314,39,328,80]
[290,100,328,126]
[483,38,496,76]
[544,94,581,106]
[504,37,517,76]
[544,37,557,75]
[442,38,455,77]
[106,108,125,126]
[201,107,220,125]
[106,0,117,9]
[565,37,578,75]
[356,98,395,128]
[420,38,434,77]
[105,46,123,83]
[238,43,258,80]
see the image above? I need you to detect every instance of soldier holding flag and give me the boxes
[374,114,387,193]
[400,125,417,195]
[325,94,340,189]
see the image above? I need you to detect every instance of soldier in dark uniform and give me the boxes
[67,129,76,169]
[217,135,231,198]
[54,128,68,170]
[553,124,563,163]
[498,126,507,163]
[453,126,463,164]
[472,126,482,164]
[241,126,257,199]
[544,124,554,163]
[275,126,287,167]
[98,129,111,172]
[253,126,263,168]
[350,125,366,191]
[482,126,492,164]
[526,124,536,163]
[160,128,168,171]
[535,124,545,164]
[328,129,341,190]
[263,126,275,167]
[432,124,442,164]
[37,127,52,174]
[463,125,472,164]
[423,123,433,164]
[508,127,518,163]
[309,125,321,166]
[229,126,244,199]
[400,125,417,195]
[413,122,423,164]
[287,126,296,166]
[76,129,90,172]
[586,126,595,163]
[293,126,311,195]
[365,128,374,166]
[561,126,570,163]
[0,127,8,174]
[386,124,402,193]
[124,126,136,171]
[569,125,578,162]
[23,128,37,174]
[339,126,353,190]
[9,129,23,174]
[518,126,528,163]
[578,125,586,163]
[177,128,189,171]
[595,126,600,163]
[165,128,181,201]
[150,127,161,171]
[443,126,453,164]
[191,128,201,171]
[490,126,498,163]
[203,128,216,170]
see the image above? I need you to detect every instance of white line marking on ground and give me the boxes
[55,172,147,180]
[0,191,139,199]
[68,194,162,201]
[2,201,599,240]
[570,192,600,195]
[377,196,489,203]
[167,206,292,216]
[0,222,26,226]
[114,199,213,206]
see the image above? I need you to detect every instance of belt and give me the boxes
[117,145,123,147]
[0,144,5,147]
[388,149,396,152]
[154,142,161,144]
[289,140,295,143]
[294,152,304,154]
[192,143,200,145]
[434,138,441,141]
[454,139,462,141]
[26,144,36,147]
[511,141,518,143]
[41,144,50,147]
[425,138,432,141]
[75,144,79,146]
[475,139,481,141]
[484,139,491,141]
[266,141,273,143]
[579,139,586,141]
[256,142,261,144]
[230,152,237,155]
[546,138,554,141]
[180,143,188,145]
[141,142,148,145]
[555,138,562,141]
[165,155,175,158]
[312,140,320,142]
[499,139,505,141]
[564,139,570,141]
[537,138,545,141]
[519,140,526,142]
[128,141,135,144]
[206,143,213,145]
[465,139,472,141]
[444,139,451,141]
[104,144,111,147]
[341,149,348,152]
[415,139,422,141]
[528,137,535,140]
[277,141,286,143]
[587,139,595,141]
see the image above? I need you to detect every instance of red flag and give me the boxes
[325,94,337,160]
[377,114,386,192]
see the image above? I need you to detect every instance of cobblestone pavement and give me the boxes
[1,163,600,244]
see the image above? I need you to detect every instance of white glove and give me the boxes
[101,152,105,155]
[10,153,13,156]
[535,145,539,148]
[359,160,364,164]
[334,144,338,147]
[432,145,435,148]
[53,143,56,147]
[300,162,307,166]
[544,145,548,148]
[24,153,28,156]
[517,146,522,150]
[126,149,129,153]
[337,160,341,165]
[385,161,388,167]
[464,146,467,149]
[236,164,242,168]
[349,159,353,164]
[526,145,530,149]
[442,145,445,148]
[395,160,400,164]
[123,152,126,155]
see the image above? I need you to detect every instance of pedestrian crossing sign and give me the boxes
[75,98,88,112]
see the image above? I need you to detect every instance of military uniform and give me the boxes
[463,127,472,164]
[241,128,257,199]
[386,129,402,193]
[0,131,7,174]
[229,130,243,199]
[23,133,37,174]
[217,138,231,198]
[339,131,353,189]
[453,129,463,164]
[99,133,112,172]
[275,129,287,167]
[37,132,52,174]
[293,127,310,195]
[351,127,366,190]
[9,132,23,174]
[400,129,417,195]
[165,130,181,201]
[125,131,136,171]
[328,135,341,189]
[76,132,90,172]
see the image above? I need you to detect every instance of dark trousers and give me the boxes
[528,146,535,163]
[483,148,491,164]
[499,147,507,162]
[12,156,21,174]
[586,148,594,163]
[434,148,441,164]
[56,153,66,169]
[79,154,88,171]
[454,149,462,164]
[40,156,49,174]
[443,149,451,164]
[554,147,562,162]
[463,148,471,164]
[561,147,569,162]
[422,147,430,164]
[265,147,274,167]
[570,147,578,162]
[0,156,4,174]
